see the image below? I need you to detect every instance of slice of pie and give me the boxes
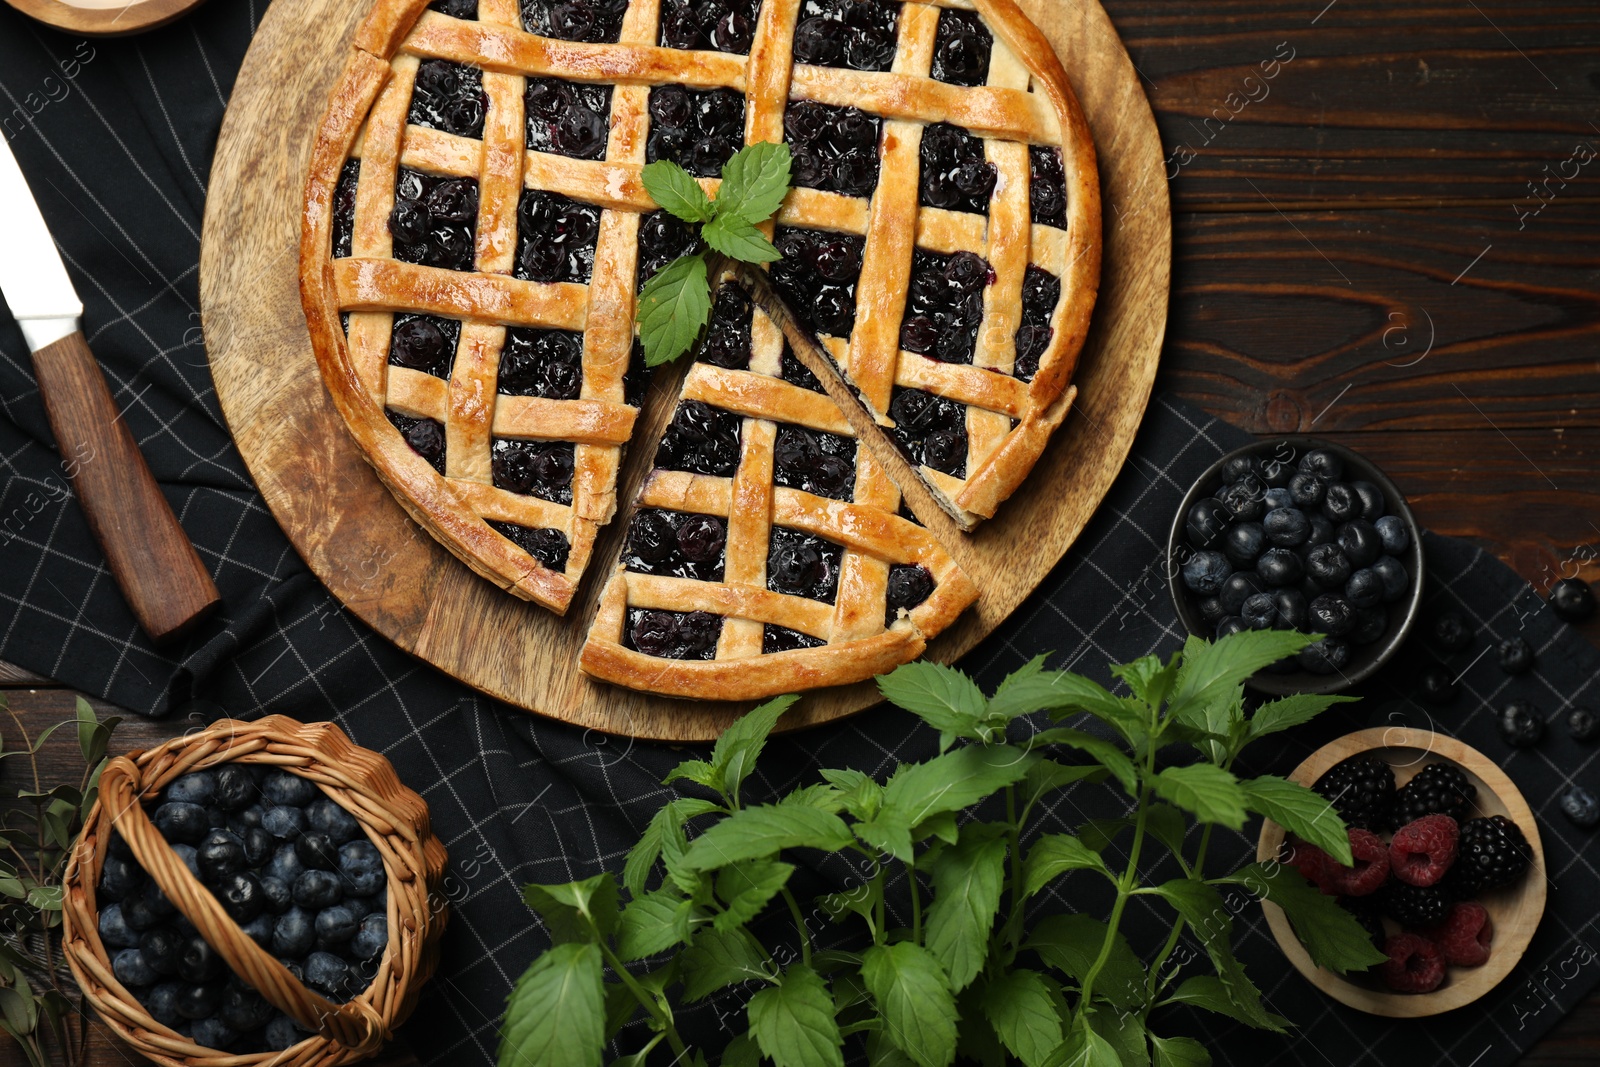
[300,0,1098,689]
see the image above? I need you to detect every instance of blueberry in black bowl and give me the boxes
[1168,437,1425,695]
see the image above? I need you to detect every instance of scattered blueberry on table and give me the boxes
[1549,577,1596,624]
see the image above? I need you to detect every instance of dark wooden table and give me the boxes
[3,0,1597,1063]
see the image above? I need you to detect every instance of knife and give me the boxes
[0,137,219,643]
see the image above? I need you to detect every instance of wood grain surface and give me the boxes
[197,0,1171,741]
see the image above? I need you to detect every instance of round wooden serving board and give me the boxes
[200,0,1170,742]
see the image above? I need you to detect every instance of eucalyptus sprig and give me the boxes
[637,142,792,367]
[499,630,1387,1067]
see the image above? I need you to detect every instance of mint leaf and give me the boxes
[714,695,798,798]
[980,970,1062,1067]
[625,798,721,895]
[703,213,782,263]
[1151,1034,1211,1067]
[879,746,1037,828]
[616,888,696,961]
[1056,1022,1121,1067]
[877,661,989,750]
[1029,728,1137,794]
[1167,631,1316,732]
[642,159,714,223]
[1143,802,1189,858]
[1217,863,1389,974]
[855,808,915,862]
[638,253,711,367]
[681,926,771,1001]
[659,801,703,895]
[714,859,794,931]
[663,758,722,794]
[749,963,845,1067]
[1077,816,1133,853]
[1150,879,1286,1032]
[1151,764,1248,829]
[780,783,846,812]
[992,672,1146,743]
[1086,1010,1148,1067]
[925,828,1007,991]
[1242,775,1352,865]
[1110,651,1179,711]
[497,941,605,1067]
[1163,975,1278,1028]
[1021,833,1110,898]
[523,873,619,943]
[1248,692,1355,740]
[1025,914,1144,1010]
[1019,759,1106,812]
[723,1034,764,1067]
[821,768,883,820]
[715,141,793,226]
[683,804,854,870]
[860,943,958,1067]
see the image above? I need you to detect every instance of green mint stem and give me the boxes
[1001,785,1025,959]
[1144,822,1216,1010]
[597,936,689,1059]
[1076,730,1159,1013]
[904,856,922,944]
[781,886,813,965]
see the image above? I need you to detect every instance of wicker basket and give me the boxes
[60,715,449,1066]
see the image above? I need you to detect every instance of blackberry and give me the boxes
[1313,757,1395,832]
[1451,815,1532,893]
[1381,882,1450,928]
[1391,763,1476,827]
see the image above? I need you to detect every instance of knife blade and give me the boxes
[0,136,219,643]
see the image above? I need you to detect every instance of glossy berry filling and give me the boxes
[658,0,759,53]
[647,86,746,178]
[764,625,827,654]
[498,328,583,400]
[429,0,478,16]
[896,499,922,526]
[697,284,754,370]
[386,411,446,473]
[900,249,991,365]
[638,210,705,288]
[390,168,478,271]
[522,0,628,42]
[388,314,461,378]
[783,101,881,197]
[767,527,843,603]
[625,607,722,659]
[525,78,613,160]
[491,439,576,504]
[792,0,900,72]
[623,340,649,407]
[770,227,864,339]
[888,386,967,478]
[919,123,995,215]
[1013,265,1060,381]
[487,520,570,571]
[929,9,992,86]
[781,343,824,393]
[623,508,728,582]
[409,60,488,140]
[514,190,601,283]
[885,563,934,624]
[332,160,359,259]
[654,399,743,477]
[1029,146,1069,228]
[773,424,857,501]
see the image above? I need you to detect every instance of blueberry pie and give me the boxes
[302,0,1096,690]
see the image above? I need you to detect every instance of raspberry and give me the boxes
[1327,828,1390,897]
[1380,933,1446,993]
[1389,815,1459,887]
[1422,902,1493,967]
[1283,840,1336,892]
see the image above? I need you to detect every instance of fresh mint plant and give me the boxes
[498,630,1386,1067]
[637,142,791,368]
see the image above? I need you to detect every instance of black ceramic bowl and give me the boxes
[1166,437,1425,695]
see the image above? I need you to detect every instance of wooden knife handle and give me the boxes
[30,331,220,643]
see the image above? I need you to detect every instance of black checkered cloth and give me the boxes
[2,9,1597,1065]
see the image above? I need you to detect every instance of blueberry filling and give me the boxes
[332,160,359,259]
[386,411,446,473]
[638,210,705,287]
[1013,265,1060,381]
[1029,146,1068,228]
[487,520,570,570]
[766,526,843,602]
[498,328,583,400]
[885,562,934,624]
[769,227,864,338]
[409,60,488,140]
[792,0,900,72]
[388,314,461,378]
[625,608,722,659]
[929,9,991,87]
[522,0,628,43]
[514,189,602,284]
[698,284,753,370]
[888,387,967,478]
[429,0,477,16]
[340,312,350,336]
[647,86,746,178]
[525,78,613,159]
[389,168,478,271]
[491,439,575,504]
[896,499,922,526]
[659,0,759,53]
[783,101,881,197]
[763,625,827,654]
[623,508,728,581]
[780,343,825,393]
[773,424,857,501]
[900,249,990,364]
[623,340,649,407]
[654,399,743,477]
[918,122,995,215]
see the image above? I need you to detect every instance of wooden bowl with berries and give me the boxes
[1256,726,1546,1017]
